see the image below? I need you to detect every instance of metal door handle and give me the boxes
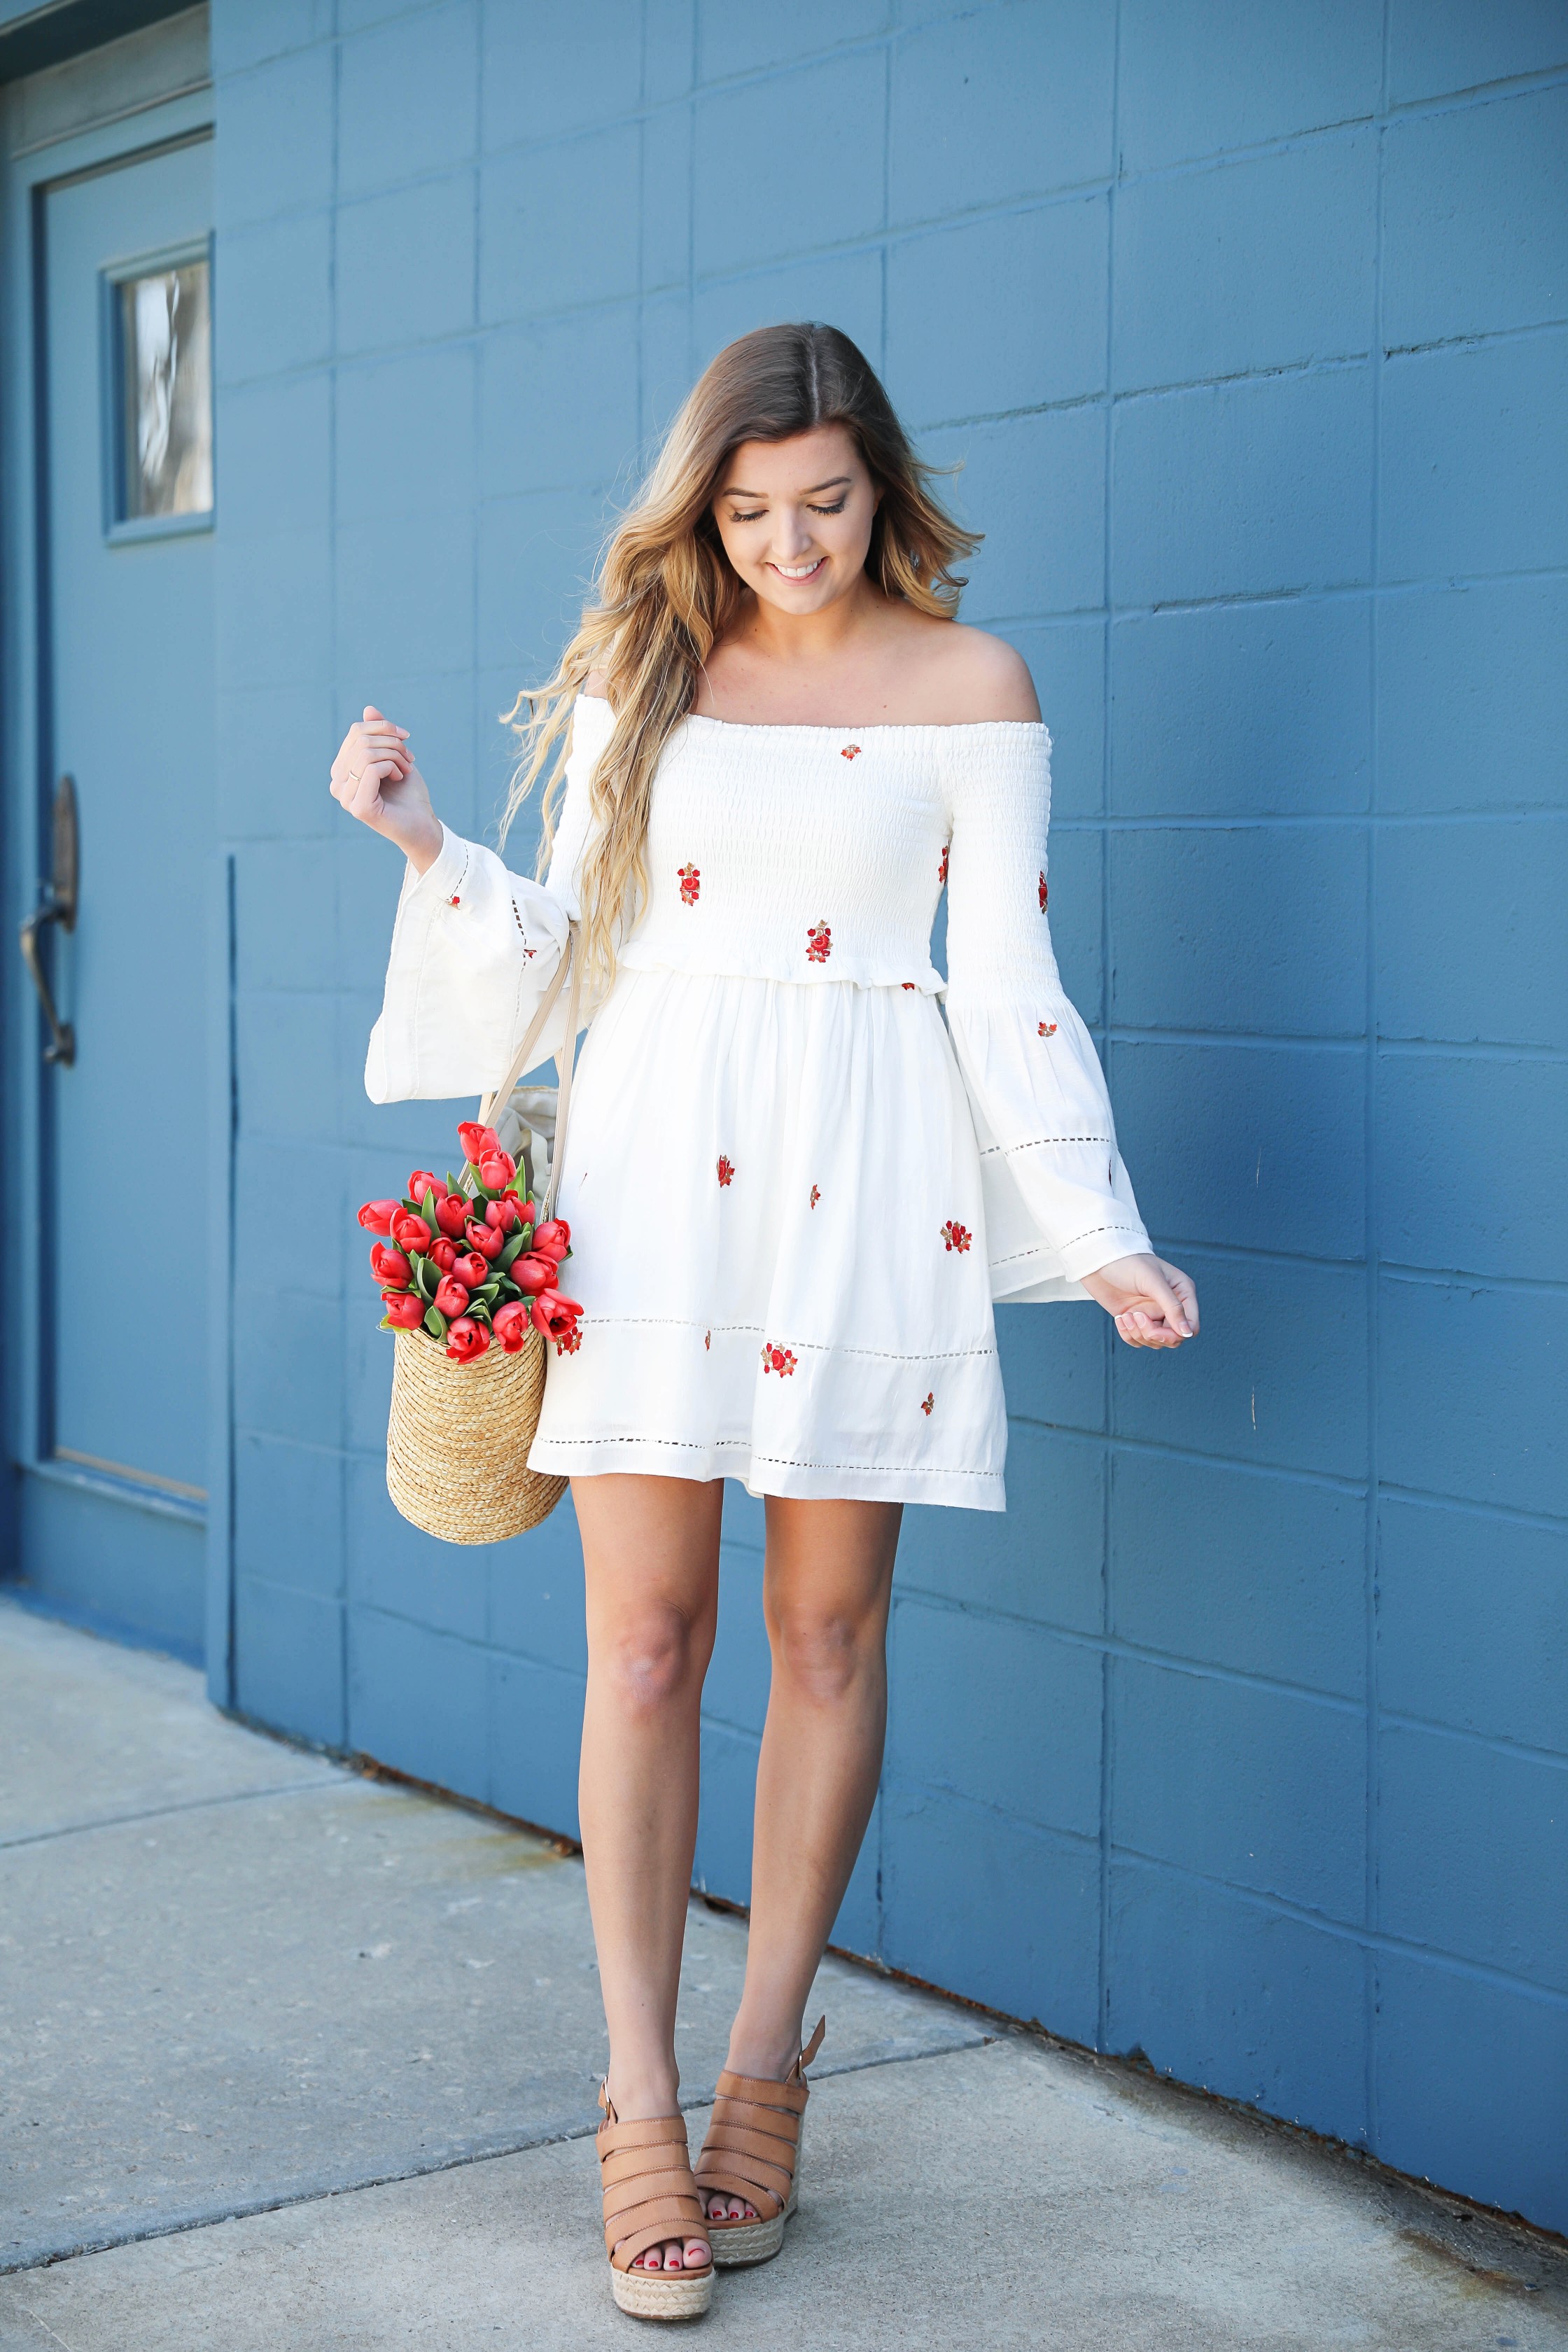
[20,774,78,1067]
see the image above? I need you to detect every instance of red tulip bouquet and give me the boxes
[358,1120,582,1365]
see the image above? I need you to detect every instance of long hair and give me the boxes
[500,321,982,988]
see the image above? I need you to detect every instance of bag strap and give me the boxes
[476,920,584,1218]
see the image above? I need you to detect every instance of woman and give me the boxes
[334,323,1196,2320]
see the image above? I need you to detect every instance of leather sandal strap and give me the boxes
[596,2111,710,2273]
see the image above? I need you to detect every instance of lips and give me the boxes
[769,556,826,581]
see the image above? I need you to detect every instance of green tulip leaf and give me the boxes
[497,1232,526,1272]
[424,1304,447,1340]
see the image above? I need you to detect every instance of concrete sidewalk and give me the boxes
[1,1601,1564,2350]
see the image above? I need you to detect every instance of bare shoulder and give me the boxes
[886,616,1041,724]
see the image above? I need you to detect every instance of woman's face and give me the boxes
[711,425,881,616]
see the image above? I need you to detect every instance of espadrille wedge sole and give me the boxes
[694,2018,824,2269]
[596,2086,715,2322]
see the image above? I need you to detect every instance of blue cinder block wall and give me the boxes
[209,1,1568,2229]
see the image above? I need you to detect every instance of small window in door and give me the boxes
[106,248,213,534]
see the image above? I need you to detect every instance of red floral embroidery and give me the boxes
[678,863,700,905]
[938,844,949,887]
[941,1220,972,1254]
[806,920,832,963]
[704,1331,711,1351]
[449,894,461,907]
[841,745,862,760]
[920,1392,934,1416]
[1038,1021,1058,1037]
[902,981,916,990]
[717,1156,734,1187]
[554,1325,582,1356]
[810,1184,820,1209]
[761,1342,797,1376]
[1038,870,1049,912]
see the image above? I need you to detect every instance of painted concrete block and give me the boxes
[703,1545,772,1740]
[1378,1494,1568,1753]
[1384,85,1568,351]
[218,682,338,841]
[888,196,1108,427]
[1379,1721,1568,1994]
[335,511,475,680]
[1377,578,1568,815]
[995,1294,1110,1438]
[699,0,888,80]
[1112,1655,1366,1922]
[1110,1038,1366,1262]
[1379,1275,1568,1520]
[348,1605,489,1798]
[896,1422,1105,1636]
[214,213,332,384]
[1375,1049,1568,1282]
[693,51,886,279]
[1375,1950,1568,2235]
[480,127,640,323]
[1111,1451,1366,1700]
[890,0,1115,225]
[1112,1250,1370,1484]
[489,1652,584,1842]
[1003,619,1104,822]
[217,374,331,540]
[640,102,692,296]
[214,40,335,230]
[1107,1858,1368,2140]
[234,1433,344,1597]
[641,295,695,446]
[337,346,477,522]
[830,1793,882,1959]
[211,0,332,76]
[338,0,477,199]
[929,404,1106,620]
[692,248,886,383]
[216,531,331,690]
[722,1482,766,1555]
[1110,594,1371,820]
[694,1719,760,1905]
[1046,826,1104,1023]
[1112,366,1374,606]
[1387,0,1568,105]
[1114,133,1376,393]
[345,1454,489,1642]
[482,0,644,148]
[1118,0,1382,171]
[477,488,613,676]
[238,1140,345,1296]
[881,1784,1100,2044]
[337,174,476,353]
[645,0,697,105]
[888,1595,1102,1839]
[236,839,338,992]
[234,1576,345,1748]
[234,1280,345,1446]
[237,990,338,1140]
[486,1504,590,1679]
[1375,815,1568,1048]
[1381,330,1568,584]
[1109,824,1368,1038]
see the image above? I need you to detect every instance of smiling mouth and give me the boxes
[769,557,827,581]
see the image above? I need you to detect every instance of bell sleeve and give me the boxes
[941,724,1152,1301]
[363,693,610,1103]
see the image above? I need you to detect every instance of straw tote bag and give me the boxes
[386,923,584,1544]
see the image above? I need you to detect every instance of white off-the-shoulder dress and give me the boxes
[367,694,1149,1510]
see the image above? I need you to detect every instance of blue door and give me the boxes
[15,134,215,1656]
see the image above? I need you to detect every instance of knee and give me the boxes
[769,1606,876,1707]
[596,1604,702,1716]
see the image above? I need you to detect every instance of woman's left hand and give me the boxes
[1079,1254,1199,1349]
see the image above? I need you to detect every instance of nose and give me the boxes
[769,514,815,563]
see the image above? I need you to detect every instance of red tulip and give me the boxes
[382,1292,425,1329]
[452,1250,488,1289]
[485,1194,521,1233]
[510,1252,556,1295]
[531,1289,583,1340]
[444,1315,489,1362]
[531,1218,570,1261]
[457,1121,498,1166]
[492,1299,531,1352]
[477,1149,517,1190]
[370,1242,411,1289]
[392,1210,432,1253]
[435,1192,470,1238]
[464,1217,503,1261]
[358,1199,401,1236]
[408,1171,446,1205]
[433,1274,470,1317]
[430,1236,458,1275]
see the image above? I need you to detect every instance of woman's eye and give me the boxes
[729,508,765,523]
[808,499,848,515]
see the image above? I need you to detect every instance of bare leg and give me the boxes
[706,1496,902,2224]
[575,1472,724,2273]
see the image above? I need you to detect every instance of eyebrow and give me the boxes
[720,475,853,499]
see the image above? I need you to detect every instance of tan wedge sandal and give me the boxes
[693,2015,826,2267]
[596,2083,715,2320]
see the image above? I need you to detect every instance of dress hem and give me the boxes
[526,1433,1006,1511]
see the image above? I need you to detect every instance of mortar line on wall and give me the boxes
[1362,0,1392,2158]
[328,0,349,1751]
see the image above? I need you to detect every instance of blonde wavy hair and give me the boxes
[500,321,982,988]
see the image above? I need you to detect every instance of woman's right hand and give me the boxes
[330,705,444,874]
